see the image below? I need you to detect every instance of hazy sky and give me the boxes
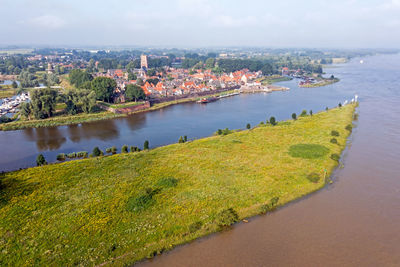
[1,0,400,48]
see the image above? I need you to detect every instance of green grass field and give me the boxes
[0,104,356,266]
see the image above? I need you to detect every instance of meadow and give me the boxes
[0,104,356,266]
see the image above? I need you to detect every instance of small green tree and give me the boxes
[92,146,102,157]
[310,110,313,116]
[144,140,149,150]
[178,136,184,143]
[300,110,307,116]
[121,145,128,153]
[338,103,342,108]
[11,81,18,88]
[246,123,251,129]
[217,129,222,135]
[269,116,277,126]
[36,154,47,166]
[331,130,340,136]
[292,113,297,120]
[326,107,329,111]
[184,135,187,142]
[111,146,117,154]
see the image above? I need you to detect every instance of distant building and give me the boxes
[47,63,53,74]
[141,55,148,69]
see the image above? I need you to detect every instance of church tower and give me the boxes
[140,55,148,69]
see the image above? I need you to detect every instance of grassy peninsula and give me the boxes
[0,104,356,266]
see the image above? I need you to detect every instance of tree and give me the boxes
[91,77,116,102]
[184,135,187,142]
[125,84,145,102]
[69,69,93,88]
[178,136,184,143]
[246,123,251,129]
[20,102,32,119]
[121,145,128,153]
[205,58,216,69]
[127,72,137,80]
[30,88,58,119]
[338,103,342,108]
[11,81,18,88]
[292,113,297,120]
[36,154,47,166]
[92,146,102,157]
[300,110,307,116]
[310,110,313,116]
[144,140,149,150]
[269,116,277,126]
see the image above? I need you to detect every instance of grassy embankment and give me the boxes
[259,75,292,85]
[300,78,340,88]
[0,104,356,266]
[0,89,238,131]
[0,84,17,99]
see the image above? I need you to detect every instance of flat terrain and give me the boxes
[0,104,355,266]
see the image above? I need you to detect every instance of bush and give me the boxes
[307,172,320,183]
[246,123,251,129]
[330,138,338,144]
[269,116,276,126]
[106,147,112,154]
[331,153,340,161]
[77,151,88,158]
[56,153,66,161]
[345,124,353,131]
[217,129,222,135]
[111,146,117,154]
[36,154,47,166]
[189,221,203,233]
[338,103,342,108]
[259,121,264,125]
[0,116,12,124]
[130,146,139,152]
[216,208,239,227]
[121,145,128,153]
[331,130,340,136]
[326,107,329,111]
[292,113,297,120]
[300,110,307,116]
[260,197,280,213]
[144,140,149,150]
[67,152,77,158]
[92,147,102,157]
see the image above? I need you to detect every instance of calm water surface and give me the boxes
[0,65,355,171]
[137,54,400,266]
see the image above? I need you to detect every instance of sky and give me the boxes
[1,0,400,48]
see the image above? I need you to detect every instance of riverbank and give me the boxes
[0,89,239,131]
[0,103,356,266]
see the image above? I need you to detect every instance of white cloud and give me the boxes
[30,15,66,29]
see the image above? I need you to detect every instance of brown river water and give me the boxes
[138,55,400,266]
